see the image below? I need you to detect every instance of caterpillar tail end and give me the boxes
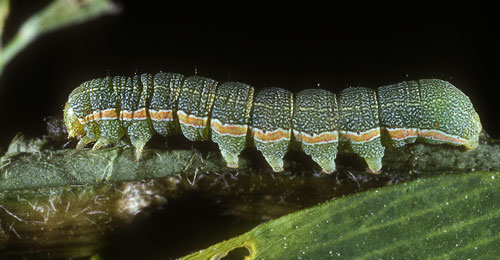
[365,157,382,175]
[464,112,482,152]
[463,135,479,151]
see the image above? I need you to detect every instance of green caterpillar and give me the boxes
[63,73,482,174]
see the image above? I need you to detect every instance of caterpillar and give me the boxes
[63,72,482,174]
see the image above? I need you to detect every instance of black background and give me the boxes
[0,2,499,148]
[0,1,499,258]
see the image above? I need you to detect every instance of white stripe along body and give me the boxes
[63,73,482,174]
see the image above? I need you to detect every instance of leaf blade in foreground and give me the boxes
[182,171,500,259]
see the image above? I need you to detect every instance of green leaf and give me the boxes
[0,0,118,78]
[0,0,9,46]
[18,0,118,37]
[182,171,500,259]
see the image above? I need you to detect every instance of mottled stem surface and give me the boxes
[0,134,499,258]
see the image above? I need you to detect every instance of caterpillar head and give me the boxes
[63,102,85,139]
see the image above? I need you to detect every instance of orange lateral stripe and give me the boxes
[81,113,94,124]
[295,131,338,144]
[101,109,118,119]
[253,128,291,142]
[418,130,465,145]
[386,128,418,140]
[340,128,380,143]
[178,111,207,128]
[150,109,174,121]
[81,109,118,123]
[210,119,248,137]
[92,111,101,120]
[120,110,133,120]
[133,108,147,119]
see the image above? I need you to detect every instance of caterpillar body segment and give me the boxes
[293,89,339,174]
[339,87,384,173]
[210,82,254,168]
[149,73,184,137]
[418,79,481,150]
[64,73,482,174]
[177,76,218,142]
[378,80,422,147]
[251,87,294,172]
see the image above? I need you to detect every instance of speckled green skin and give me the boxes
[418,79,480,144]
[378,80,421,146]
[210,82,254,167]
[251,88,293,172]
[177,76,217,141]
[150,73,184,136]
[67,80,99,140]
[69,77,124,143]
[113,76,134,130]
[293,89,339,173]
[339,87,384,171]
[127,74,154,148]
[65,74,482,173]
